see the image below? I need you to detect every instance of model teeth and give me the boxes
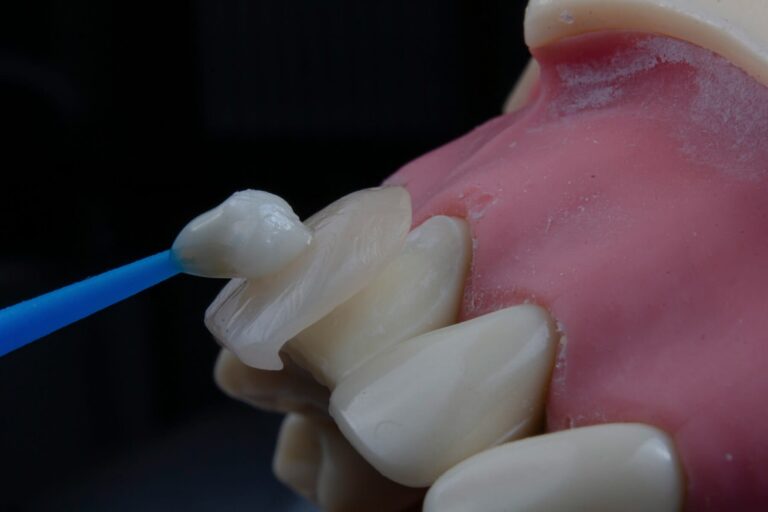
[273,414,323,502]
[205,187,412,370]
[329,304,558,487]
[273,413,423,512]
[286,215,471,387]
[205,191,686,510]
[424,423,684,512]
[214,350,329,415]
[525,0,768,89]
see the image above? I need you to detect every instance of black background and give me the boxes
[0,1,528,510]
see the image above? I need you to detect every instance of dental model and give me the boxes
[207,1,768,511]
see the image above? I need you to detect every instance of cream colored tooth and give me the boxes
[213,349,329,415]
[205,187,412,371]
[423,423,685,512]
[503,59,541,114]
[525,0,768,89]
[507,1,768,114]
[329,304,557,487]
[273,414,323,503]
[274,413,424,512]
[286,215,471,388]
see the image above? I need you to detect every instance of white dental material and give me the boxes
[173,190,312,279]
[0,189,312,357]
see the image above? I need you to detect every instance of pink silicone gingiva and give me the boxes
[386,32,768,511]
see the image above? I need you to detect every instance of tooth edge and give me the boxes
[424,423,685,512]
[329,304,558,487]
[287,214,472,387]
[205,186,412,371]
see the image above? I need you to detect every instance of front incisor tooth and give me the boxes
[205,187,412,370]
[423,423,685,512]
[286,215,471,387]
[274,413,424,512]
[329,304,558,487]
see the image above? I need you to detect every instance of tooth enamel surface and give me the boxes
[526,0,768,88]
[214,350,329,414]
[503,59,541,113]
[274,413,423,512]
[172,189,312,279]
[273,414,323,503]
[286,215,471,387]
[423,423,684,512]
[329,304,557,487]
[205,187,412,370]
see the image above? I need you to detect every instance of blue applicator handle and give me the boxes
[0,250,182,358]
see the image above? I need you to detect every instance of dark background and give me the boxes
[0,1,528,510]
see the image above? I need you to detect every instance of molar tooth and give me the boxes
[214,350,329,415]
[205,187,412,370]
[329,304,557,487]
[274,413,424,512]
[286,215,471,387]
[423,423,684,512]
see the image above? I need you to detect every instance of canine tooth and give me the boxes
[286,216,471,387]
[214,350,329,414]
[423,423,684,512]
[274,414,423,512]
[330,304,557,487]
[205,187,412,370]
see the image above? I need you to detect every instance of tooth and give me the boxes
[503,59,540,113]
[423,423,684,512]
[273,414,323,503]
[214,349,329,414]
[286,215,471,387]
[205,187,412,370]
[525,0,768,88]
[329,304,557,487]
[274,413,424,512]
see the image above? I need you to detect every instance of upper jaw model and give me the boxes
[206,1,768,511]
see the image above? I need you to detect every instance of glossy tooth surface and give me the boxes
[205,187,412,370]
[214,349,329,414]
[424,423,684,512]
[286,215,471,387]
[330,304,557,487]
[172,189,312,279]
[274,413,423,512]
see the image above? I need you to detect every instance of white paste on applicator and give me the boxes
[172,190,313,279]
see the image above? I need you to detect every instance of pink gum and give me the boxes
[386,33,768,511]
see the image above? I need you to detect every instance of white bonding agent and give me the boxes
[172,190,313,279]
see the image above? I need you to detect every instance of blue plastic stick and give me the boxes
[0,250,182,358]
